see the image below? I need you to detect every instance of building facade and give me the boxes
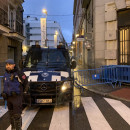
[0,0,24,75]
[23,16,65,54]
[73,0,130,69]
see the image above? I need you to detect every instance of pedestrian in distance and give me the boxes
[1,59,29,130]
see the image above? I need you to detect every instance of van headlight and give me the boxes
[61,81,72,92]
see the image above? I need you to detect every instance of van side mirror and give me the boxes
[19,59,23,69]
[71,60,76,69]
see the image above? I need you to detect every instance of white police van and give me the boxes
[20,45,76,105]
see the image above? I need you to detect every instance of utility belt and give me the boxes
[1,92,21,99]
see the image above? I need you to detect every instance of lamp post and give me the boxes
[41,9,47,48]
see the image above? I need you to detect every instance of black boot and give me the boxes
[14,114,22,130]
[8,110,15,130]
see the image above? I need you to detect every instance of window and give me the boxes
[119,27,130,65]
[118,9,130,65]
[8,46,15,60]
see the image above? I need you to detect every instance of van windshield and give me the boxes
[24,48,70,69]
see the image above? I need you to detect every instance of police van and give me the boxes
[20,45,76,105]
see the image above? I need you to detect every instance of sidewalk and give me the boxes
[108,87,130,101]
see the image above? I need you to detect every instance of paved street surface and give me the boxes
[0,88,130,130]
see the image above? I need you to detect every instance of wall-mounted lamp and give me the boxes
[85,41,92,50]
[55,30,58,35]
[76,34,79,38]
[72,41,75,45]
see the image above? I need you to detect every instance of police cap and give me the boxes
[5,59,15,64]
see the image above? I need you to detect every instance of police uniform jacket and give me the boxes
[3,67,28,96]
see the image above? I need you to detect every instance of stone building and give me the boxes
[73,0,130,69]
[0,0,24,75]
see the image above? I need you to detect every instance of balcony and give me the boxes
[16,20,23,35]
[3,31,25,42]
[0,8,10,34]
[0,25,10,34]
[30,35,41,41]
[0,8,8,25]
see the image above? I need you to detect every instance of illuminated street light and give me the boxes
[54,31,59,48]
[22,45,28,55]
[55,30,58,35]
[76,34,78,37]
[71,45,74,49]
[42,9,47,15]
[73,41,75,44]
[22,45,27,52]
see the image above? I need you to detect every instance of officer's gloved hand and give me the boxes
[1,93,8,100]
[24,83,30,94]
[24,91,27,94]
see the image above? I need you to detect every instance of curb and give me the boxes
[107,94,130,102]
[80,86,130,102]
[82,86,108,96]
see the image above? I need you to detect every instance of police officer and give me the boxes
[1,59,28,130]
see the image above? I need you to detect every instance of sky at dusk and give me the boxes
[22,0,74,43]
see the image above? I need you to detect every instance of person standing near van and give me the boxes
[1,59,28,130]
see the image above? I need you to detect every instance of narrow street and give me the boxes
[0,87,130,130]
[0,0,130,130]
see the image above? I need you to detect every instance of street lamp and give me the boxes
[73,41,75,45]
[42,9,47,15]
[55,30,58,35]
[76,34,79,38]
[22,45,28,55]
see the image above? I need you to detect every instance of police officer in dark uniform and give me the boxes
[1,59,28,130]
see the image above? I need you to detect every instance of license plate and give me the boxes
[37,99,52,103]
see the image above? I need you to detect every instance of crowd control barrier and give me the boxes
[74,65,130,88]
[74,67,115,88]
[115,65,130,85]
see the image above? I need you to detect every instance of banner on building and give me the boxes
[41,18,46,47]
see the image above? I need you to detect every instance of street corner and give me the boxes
[108,88,130,102]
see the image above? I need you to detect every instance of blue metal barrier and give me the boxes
[74,67,115,88]
[115,65,130,85]
[74,65,130,88]
[101,65,130,86]
[101,65,116,83]
[0,76,3,99]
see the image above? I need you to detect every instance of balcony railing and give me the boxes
[0,8,8,26]
[16,20,23,35]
